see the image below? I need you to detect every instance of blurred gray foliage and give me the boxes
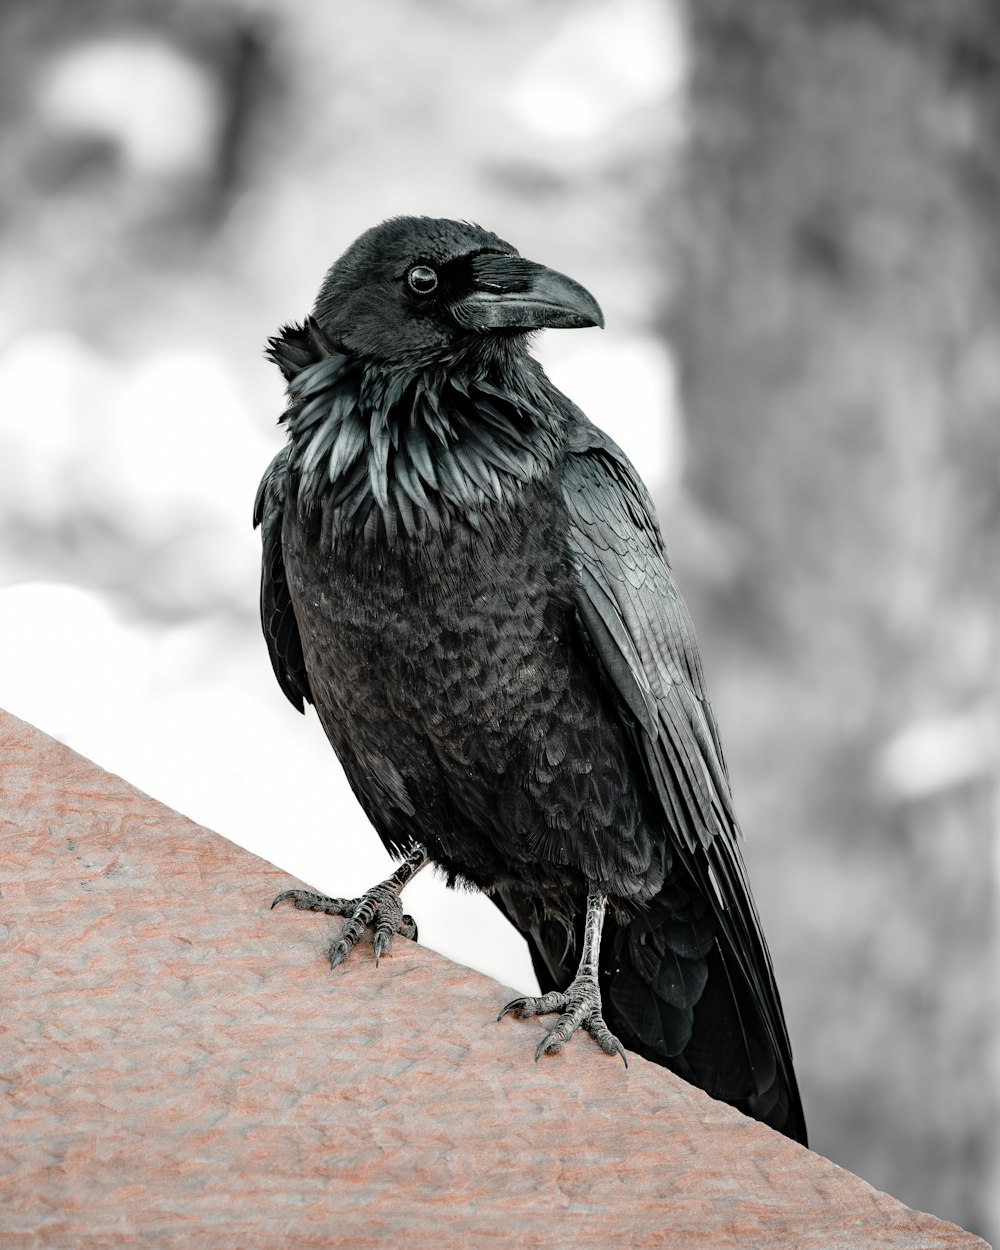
[0,0,996,1240]
[672,0,999,1239]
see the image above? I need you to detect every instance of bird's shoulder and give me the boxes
[557,413,706,702]
[555,407,734,842]
[560,413,669,565]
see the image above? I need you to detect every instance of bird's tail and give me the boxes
[500,875,807,1146]
[601,873,807,1145]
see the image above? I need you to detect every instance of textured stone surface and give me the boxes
[0,708,988,1249]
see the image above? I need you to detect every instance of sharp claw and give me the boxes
[502,979,628,1068]
[328,940,351,970]
[277,867,422,972]
[535,1029,565,1061]
[602,1033,629,1067]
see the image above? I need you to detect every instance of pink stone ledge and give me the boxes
[0,709,988,1249]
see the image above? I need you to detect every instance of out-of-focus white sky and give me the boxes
[0,0,685,994]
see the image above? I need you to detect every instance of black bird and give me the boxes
[256,216,807,1144]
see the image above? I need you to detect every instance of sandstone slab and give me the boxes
[0,709,988,1248]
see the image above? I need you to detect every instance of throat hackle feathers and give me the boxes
[269,323,565,549]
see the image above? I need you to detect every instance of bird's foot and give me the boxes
[272,871,420,969]
[499,972,628,1067]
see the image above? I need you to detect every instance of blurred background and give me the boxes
[0,0,997,1238]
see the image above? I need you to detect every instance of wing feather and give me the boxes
[253,447,312,712]
[561,419,805,1143]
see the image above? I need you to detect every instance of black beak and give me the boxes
[452,253,604,332]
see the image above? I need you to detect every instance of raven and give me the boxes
[256,216,807,1144]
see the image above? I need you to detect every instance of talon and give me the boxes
[535,1027,567,1061]
[585,1017,629,1066]
[329,939,352,970]
[275,851,427,971]
[501,890,626,1067]
[502,971,626,1066]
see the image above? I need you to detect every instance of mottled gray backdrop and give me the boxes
[0,1,996,1240]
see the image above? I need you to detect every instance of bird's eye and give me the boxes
[407,265,438,295]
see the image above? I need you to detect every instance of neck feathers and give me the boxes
[270,321,565,548]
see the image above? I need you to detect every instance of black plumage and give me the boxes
[256,216,807,1144]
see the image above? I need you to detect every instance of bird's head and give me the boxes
[310,216,603,368]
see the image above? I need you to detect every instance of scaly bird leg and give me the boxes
[499,887,627,1067]
[272,846,428,968]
